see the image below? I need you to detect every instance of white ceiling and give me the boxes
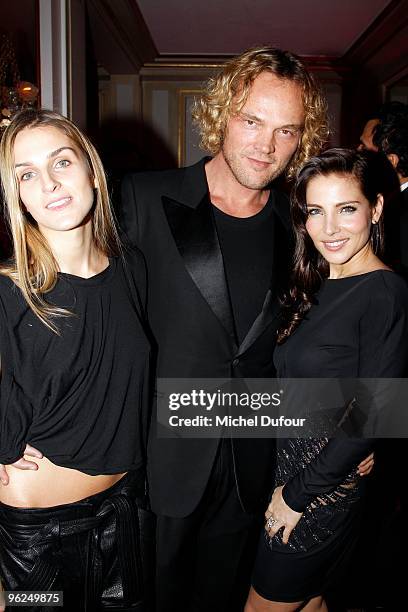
[137,0,391,57]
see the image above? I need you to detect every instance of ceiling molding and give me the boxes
[143,54,349,76]
[87,0,398,81]
[136,0,392,58]
[87,0,157,70]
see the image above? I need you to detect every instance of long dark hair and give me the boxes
[277,148,386,344]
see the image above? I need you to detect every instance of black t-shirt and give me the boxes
[213,194,275,344]
[0,249,151,474]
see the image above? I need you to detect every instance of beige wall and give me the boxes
[98,63,343,169]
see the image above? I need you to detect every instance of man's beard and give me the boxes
[222,149,288,189]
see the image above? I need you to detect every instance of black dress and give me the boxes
[252,270,408,602]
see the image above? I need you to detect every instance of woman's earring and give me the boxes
[371,220,380,253]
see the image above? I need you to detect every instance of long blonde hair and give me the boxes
[0,109,121,332]
[192,46,329,179]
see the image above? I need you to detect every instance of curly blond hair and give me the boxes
[192,46,329,179]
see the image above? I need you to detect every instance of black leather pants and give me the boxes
[0,470,153,611]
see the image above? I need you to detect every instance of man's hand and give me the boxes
[265,485,303,545]
[357,452,374,477]
[0,444,43,485]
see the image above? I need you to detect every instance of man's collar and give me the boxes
[172,157,212,208]
[167,156,289,222]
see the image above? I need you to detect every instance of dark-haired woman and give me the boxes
[0,110,151,611]
[246,148,408,612]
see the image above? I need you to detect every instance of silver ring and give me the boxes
[266,517,278,529]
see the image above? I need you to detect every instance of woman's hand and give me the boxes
[0,444,43,485]
[265,485,303,544]
[357,452,374,476]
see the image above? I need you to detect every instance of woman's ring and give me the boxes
[266,517,278,529]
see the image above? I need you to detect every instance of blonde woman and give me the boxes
[0,109,151,610]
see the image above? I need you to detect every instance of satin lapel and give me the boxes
[163,194,236,343]
[236,204,289,356]
[236,289,281,356]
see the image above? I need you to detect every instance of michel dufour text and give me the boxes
[167,389,306,429]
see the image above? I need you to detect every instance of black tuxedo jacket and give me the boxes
[120,158,291,517]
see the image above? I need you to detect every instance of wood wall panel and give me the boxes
[342,0,408,145]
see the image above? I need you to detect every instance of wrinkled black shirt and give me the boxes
[0,249,151,474]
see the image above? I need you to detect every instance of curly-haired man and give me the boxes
[120,47,330,611]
